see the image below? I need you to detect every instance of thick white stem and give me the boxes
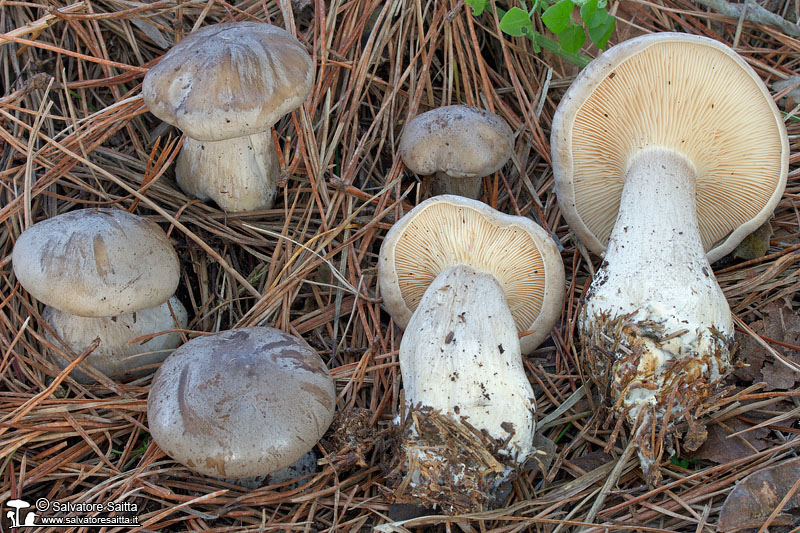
[402,264,535,460]
[584,147,732,416]
[176,131,279,212]
[398,264,536,513]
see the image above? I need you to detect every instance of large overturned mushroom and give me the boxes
[551,33,789,483]
[142,22,314,212]
[379,195,564,512]
[12,208,187,382]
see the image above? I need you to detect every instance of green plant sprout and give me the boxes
[669,456,700,469]
[465,0,616,67]
[111,431,151,456]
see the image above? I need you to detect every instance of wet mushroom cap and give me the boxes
[142,21,314,142]
[12,209,180,317]
[399,105,514,178]
[378,195,564,354]
[551,33,789,263]
[147,327,336,479]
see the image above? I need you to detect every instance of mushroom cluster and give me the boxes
[12,209,187,383]
[399,105,514,199]
[142,22,314,212]
[147,327,336,481]
[551,33,788,483]
[379,195,564,512]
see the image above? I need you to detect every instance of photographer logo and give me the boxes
[2,498,139,529]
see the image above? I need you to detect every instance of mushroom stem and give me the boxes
[44,297,188,383]
[176,131,280,212]
[431,171,482,199]
[398,264,535,512]
[582,147,733,483]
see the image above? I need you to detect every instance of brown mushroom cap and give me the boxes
[142,22,314,142]
[551,33,789,263]
[378,195,565,354]
[147,327,336,479]
[12,209,180,317]
[399,105,514,178]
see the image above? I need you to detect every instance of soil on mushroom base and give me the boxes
[388,404,524,514]
[582,310,736,486]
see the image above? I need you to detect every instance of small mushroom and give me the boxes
[378,195,564,512]
[12,208,185,382]
[147,327,336,479]
[142,22,314,212]
[398,105,513,199]
[551,33,789,484]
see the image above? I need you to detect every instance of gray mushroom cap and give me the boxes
[142,22,314,142]
[12,209,180,317]
[147,327,336,479]
[399,105,514,178]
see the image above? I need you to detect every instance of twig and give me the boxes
[693,0,800,37]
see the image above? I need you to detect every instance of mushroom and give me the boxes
[142,22,314,212]
[378,195,564,512]
[398,105,513,199]
[551,33,789,483]
[12,208,186,382]
[147,327,336,479]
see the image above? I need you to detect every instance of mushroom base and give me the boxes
[582,310,734,486]
[393,405,519,514]
[218,451,318,490]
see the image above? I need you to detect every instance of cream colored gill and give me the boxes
[571,40,785,251]
[391,201,546,333]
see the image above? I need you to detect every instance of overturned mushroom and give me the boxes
[379,195,564,512]
[12,208,186,382]
[399,106,513,199]
[142,22,314,212]
[551,33,788,484]
[147,327,336,479]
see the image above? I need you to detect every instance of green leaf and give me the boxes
[530,0,548,12]
[587,14,615,49]
[465,0,487,16]
[533,32,591,67]
[580,0,609,28]
[558,23,586,53]
[500,7,534,37]
[542,0,574,34]
[527,30,542,52]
